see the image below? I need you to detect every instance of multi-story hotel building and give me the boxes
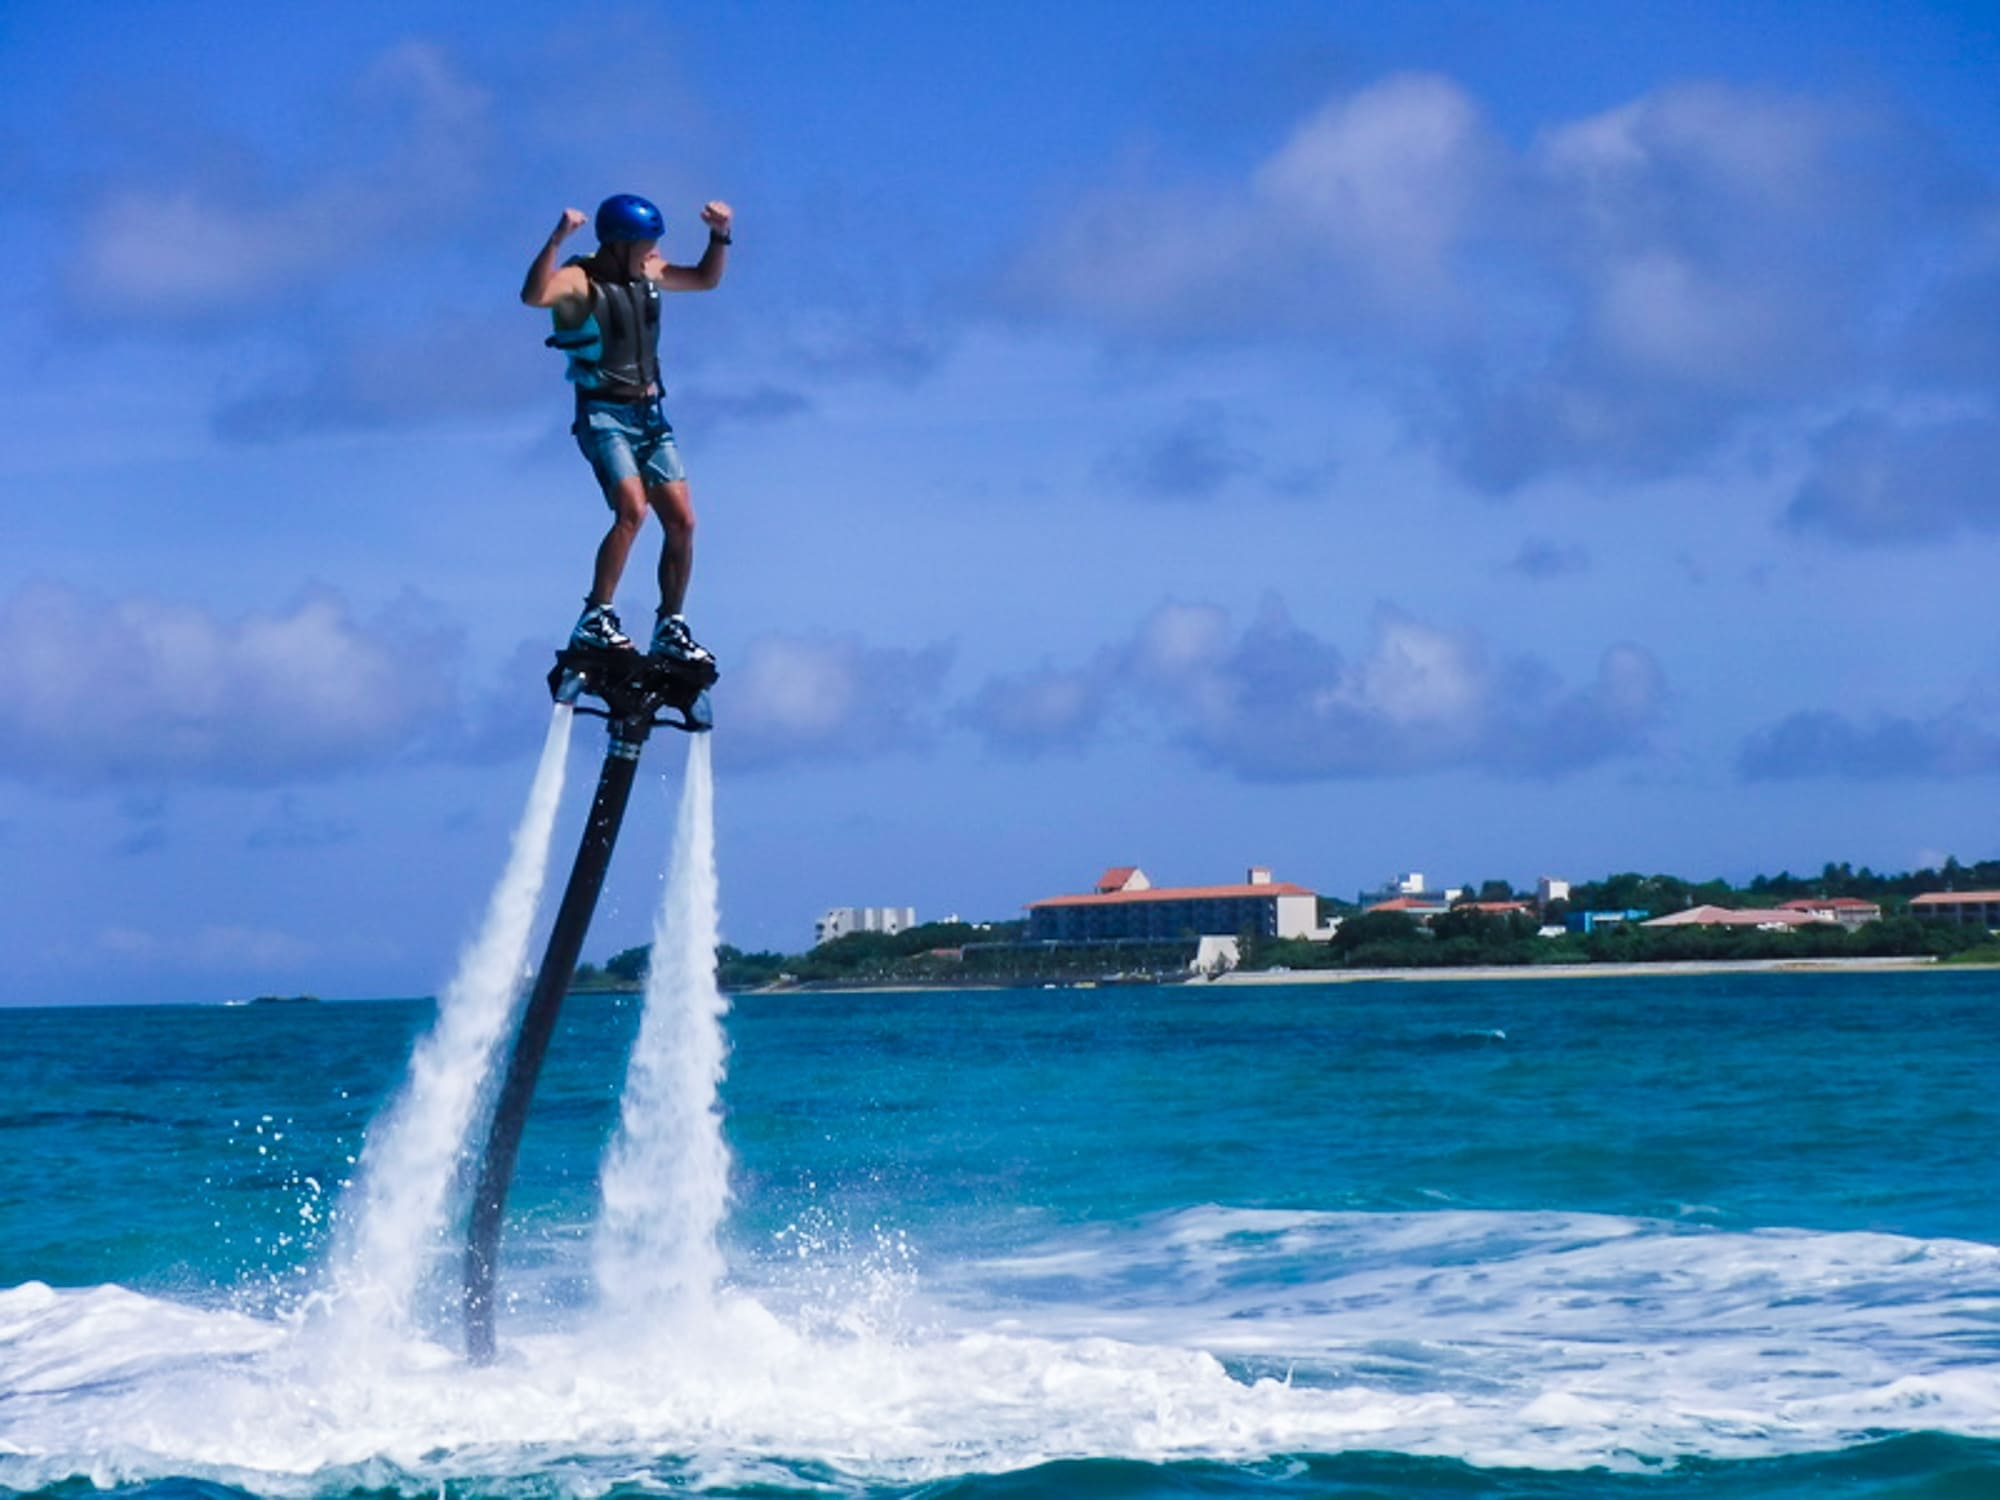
[1910,891,2000,930]
[1027,866,1320,942]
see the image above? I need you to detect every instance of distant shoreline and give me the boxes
[753,954,1993,996]
[5,956,1991,1010]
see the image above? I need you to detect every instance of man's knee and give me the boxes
[607,479,649,530]
[652,483,696,538]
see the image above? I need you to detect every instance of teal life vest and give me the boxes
[546,258,661,401]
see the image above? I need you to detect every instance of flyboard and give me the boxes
[463,643,717,1362]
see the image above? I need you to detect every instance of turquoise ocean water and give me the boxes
[4,971,1999,1496]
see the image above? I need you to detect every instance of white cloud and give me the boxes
[959,597,1666,781]
[1351,610,1488,732]
[1017,72,1986,496]
[0,589,968,787]
[1527,84,1910,392]
[1253,73,1495,301]
[724,632,953,770]
[1018,72,1503,341]
[1536,82,1845,217]
[1130,601,1234,675]
[0,583,459,788]
[71,42,490,319]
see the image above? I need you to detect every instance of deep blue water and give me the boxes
[4,971,1999,1496]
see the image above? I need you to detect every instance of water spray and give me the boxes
[337,702,575,1334]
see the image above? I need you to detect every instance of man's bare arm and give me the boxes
[522,208,592,309]
[655,201,733,292]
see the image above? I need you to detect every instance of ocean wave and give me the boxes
[4,1208,1999,1494]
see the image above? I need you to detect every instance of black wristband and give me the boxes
[709,230,732,245]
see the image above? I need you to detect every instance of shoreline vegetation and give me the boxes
[571,858,2000,996]
[572,952,1993,998]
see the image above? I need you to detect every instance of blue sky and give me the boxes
[3,1,1998,1004]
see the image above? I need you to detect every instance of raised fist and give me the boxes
[552,207,587,241]
[700,201,733,237]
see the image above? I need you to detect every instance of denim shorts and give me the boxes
[573,396,688,496]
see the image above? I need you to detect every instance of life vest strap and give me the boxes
[574,382,661,407]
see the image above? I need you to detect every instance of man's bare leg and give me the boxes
[649,479,697,616]
[643,479,710,661]
[589,476,652,606]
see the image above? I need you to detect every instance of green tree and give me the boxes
[1330,910,1424,957]
[605,945,651,983]
[716,945,787,989]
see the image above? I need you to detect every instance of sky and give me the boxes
[2,0,1998,1004]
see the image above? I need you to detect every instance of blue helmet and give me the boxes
[595,193,665,244]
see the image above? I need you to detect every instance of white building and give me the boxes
[1358,872,1420,906]
[815,906,918,946]
[1537,876,1571,910]
[1192,935,1241,977]
[1777,897,1881,929]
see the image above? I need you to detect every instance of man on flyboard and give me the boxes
[521,194,732,663]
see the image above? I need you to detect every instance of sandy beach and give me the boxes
[1206,955,1957,986]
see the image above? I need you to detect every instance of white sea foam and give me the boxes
[593,733,733,1326]
[327,705,574,1336]
[946,1206,2000,1465]
[5,1210,1999,1492]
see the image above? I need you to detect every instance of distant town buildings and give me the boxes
[814,863,1959,966]
[1028,866,1322,942]
[1910,891,2000,930]
[815,906,918,947]
[785,856,1992,998]
[1359,872,1425,906]
[1357,872,1466,911]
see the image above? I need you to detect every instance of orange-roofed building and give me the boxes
[1029,866,1320,942]
[1642,905,1827,930]
[1776,897,1882,929]
[1910,891,2000,930]
[1365,894,1451,918]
